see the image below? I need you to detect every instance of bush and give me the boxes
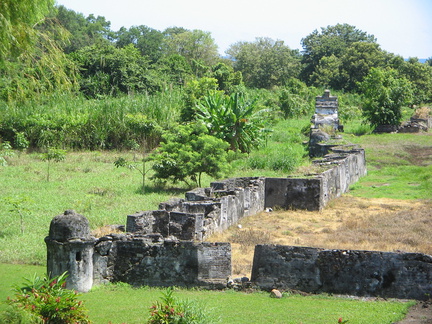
[2,272,90,324]
[148,288,216,324]
[360,68,413,127]
[150,123,230,187]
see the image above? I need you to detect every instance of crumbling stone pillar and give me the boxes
[45,210,95,292]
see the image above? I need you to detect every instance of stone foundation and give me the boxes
[251,245,432,300]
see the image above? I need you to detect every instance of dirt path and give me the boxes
[397,301,432,323]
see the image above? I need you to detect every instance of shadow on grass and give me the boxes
[134,184,189,196]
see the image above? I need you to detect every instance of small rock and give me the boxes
[270,289,282,298]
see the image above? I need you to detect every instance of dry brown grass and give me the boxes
[413,106,431,119]
[206,196,432,277]
[91,225,124,238]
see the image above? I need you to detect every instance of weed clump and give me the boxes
[2,272,90,324]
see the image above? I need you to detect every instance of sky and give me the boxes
[55,0,432,59]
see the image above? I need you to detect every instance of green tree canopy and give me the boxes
[163,29,219,76]
[397,57,432,104]
[207,62,243,93]
[360,68,413,128]
[226,37,301,89]
[70,43,157,97]
[301,23,377,89]
[0,0,78,102]
[150,123,230,187]
[116,25,164,63]
[0,0,54,59]
[54,5,112,53]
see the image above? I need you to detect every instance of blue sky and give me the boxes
[55,0,432,59]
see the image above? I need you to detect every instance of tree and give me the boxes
[163,29,219,76]
[226,37,301,89]
[115,25,164,63]
[156,54,194,86]
[301,23,377,88]
[195,92,270,153]
[70,43,158,97]
[0,0,54,59]
[397,57,432,104]
[207,62,243,93]
[150,123,230,187]
[360,68,413,128]
[54,5,112,53]
[0,0,78,102]
[339,42,386,91]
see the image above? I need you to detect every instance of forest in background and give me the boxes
[1,0,432,185]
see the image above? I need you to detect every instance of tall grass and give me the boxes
[0,91,184,150]
[231,118,310,177]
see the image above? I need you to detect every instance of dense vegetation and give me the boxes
[1,1,431,165]
[0,2,431,322]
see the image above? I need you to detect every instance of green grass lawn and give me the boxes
[0,119,429,323]
[0,264,414,324]
[344,132,432,200]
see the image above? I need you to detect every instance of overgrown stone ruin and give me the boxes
[251,245,432,300]
[309,89,349,157]
[45,91,432,300]
[311,89,342,132]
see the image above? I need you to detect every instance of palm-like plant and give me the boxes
[196,92,269,153]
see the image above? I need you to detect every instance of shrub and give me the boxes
[150,123,230,187]
[2,272,90,324]
[0,141,14,166]
[148,287,215,324]
[360,68,413,127]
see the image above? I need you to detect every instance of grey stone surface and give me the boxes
[45,210,95,292]
[251,245,432,300]
[92,238,231,288]
[48,210,91,241]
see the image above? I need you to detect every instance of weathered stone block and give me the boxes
[251,245,432,300]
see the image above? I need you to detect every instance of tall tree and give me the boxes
[360,68,413,128]
[0,0,54,59]
[0,0,77,101]
[70,43,157,97]
[301,23,377,88]
[164,29,219,76]
[54,6,112,53]
[226,37,300,89]
[397,57,432,104]
[116,25,164,63]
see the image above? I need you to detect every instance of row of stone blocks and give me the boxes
[45,147,432,300]
[251,245,432,301]
[46,211,432,300]
[126,147,367,242]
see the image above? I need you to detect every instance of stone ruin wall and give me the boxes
[46,147,368,293]
[45,90,432,300]
[126,177,266,241]
[251,245,432,300]
[93,236,231,289]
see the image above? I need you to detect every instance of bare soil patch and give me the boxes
[404,145,432,166]
[396,301,432,323]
